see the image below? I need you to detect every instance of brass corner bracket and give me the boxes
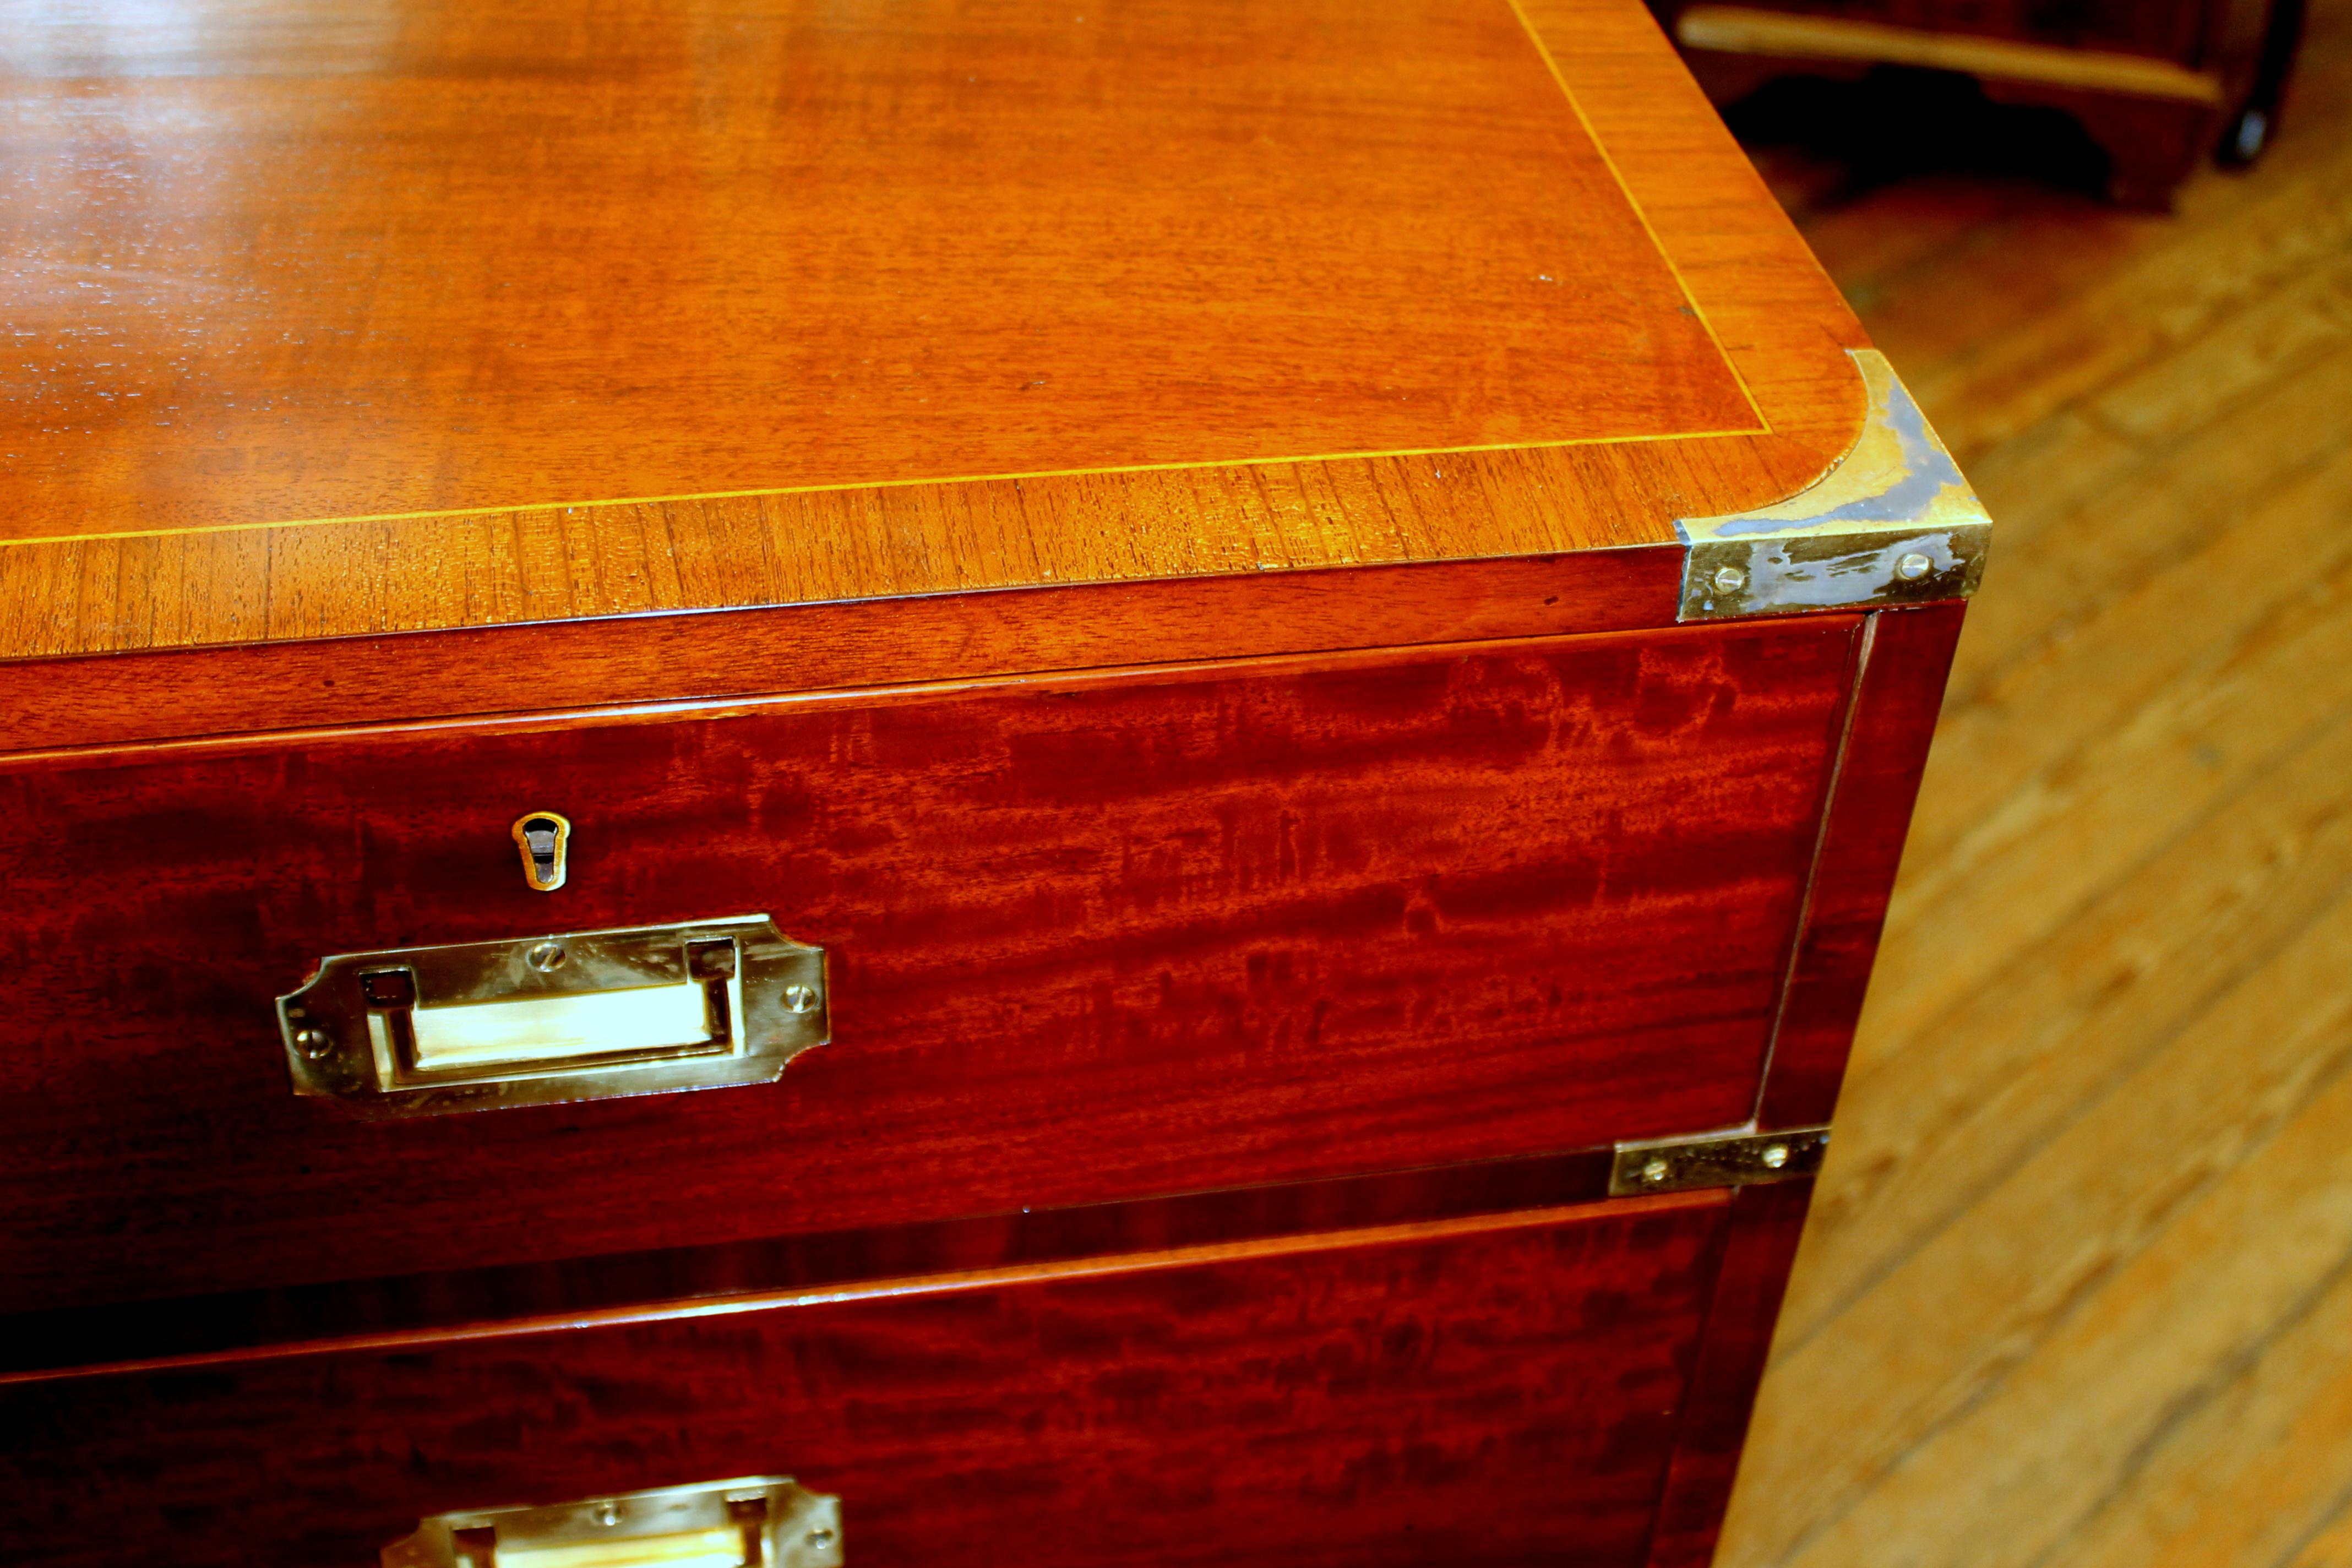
[1609,1126,1828,1196]
[1677,349,1991,620]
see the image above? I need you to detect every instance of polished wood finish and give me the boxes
[4,0,1750,537]
[1,1195,1730,1568]
[0,3,1982,1558]
[1755,602,1964,1129]
[1715,21,2352,1564]
[0,1147,1622,1383]
[0,0,1870,661]
[1645,1179,1815,1568]
[0,619,1860,1314]
[0,550,1689,756]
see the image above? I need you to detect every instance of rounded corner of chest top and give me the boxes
[1674,349,1992,622]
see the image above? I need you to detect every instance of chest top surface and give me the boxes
[0,0,1869,660]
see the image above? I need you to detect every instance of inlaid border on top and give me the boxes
[0,0,1767,553]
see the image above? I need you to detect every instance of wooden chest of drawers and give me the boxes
[0,1,1986,1563]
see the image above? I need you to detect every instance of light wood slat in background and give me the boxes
[1714,3,2352,1565]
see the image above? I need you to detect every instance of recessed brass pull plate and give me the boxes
[1609,1126,1828,1196]
[381,1476,841,1568]
[280,916,827,1117]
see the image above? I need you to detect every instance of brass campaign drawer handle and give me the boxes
[382,1476,841,1567]
[279,916,827,1118]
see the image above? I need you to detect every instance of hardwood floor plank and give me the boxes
[2087,248,2352,447]
[1723,879,2352,1567]
[1896,124,2352,457]
[1807,26,2352,461]
[1826,202,2164,421]
[2276,1494,2352,1568]
[1781,176,2040,312]
[1780,1013,2352,1568]
[1781,696,2352,1352]
[1711,4,2352,1563]
[1931,344,2352,736]
[2055,1253,2352,1568]
[1931,406,2140,560]
[1866,427,2352,1051]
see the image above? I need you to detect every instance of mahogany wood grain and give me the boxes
[0,0,1869,659]
[0,550,1689,756]
[1642,1179,1815,1568]
[1756,603,1967,1130]
[0,0,1743,540]
[0,1194,1729,1568]
[0,1147,1621,1383]
[0,618,1859,1314]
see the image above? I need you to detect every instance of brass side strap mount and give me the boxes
[1609,1126,1829,1196]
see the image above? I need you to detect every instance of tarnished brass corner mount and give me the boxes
[1676,349,1991,620]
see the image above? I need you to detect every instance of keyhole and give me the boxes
[511,812,573,892]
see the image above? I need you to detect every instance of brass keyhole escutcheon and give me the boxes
[511,812,571,892]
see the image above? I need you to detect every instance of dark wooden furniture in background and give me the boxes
[0,2,1986,1564]
[1649,0,2307,205]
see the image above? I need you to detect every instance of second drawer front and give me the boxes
[0,617,1858,1310]
[1,1192,1733,1568]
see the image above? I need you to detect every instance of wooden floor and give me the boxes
[1713,7,2352,1567]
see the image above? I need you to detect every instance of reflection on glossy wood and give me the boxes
[1644,1179,1814,1568]
[0,1196,1729,1568]
[4,0,1745,536]
[0,551,1689,755]
[0,0,1869,658]
[0,1146,1625,1381]
[0,620,1859,1313]
[1757,603,1964,1130]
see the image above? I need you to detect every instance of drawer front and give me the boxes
[0,618,1858,1311]
[1,1194,1730,1568]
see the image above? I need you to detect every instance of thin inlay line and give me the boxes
[0,424,1771,551]
[0,1190,1718,1387]
[1504,0,1771,432]
[3,1,1771,553]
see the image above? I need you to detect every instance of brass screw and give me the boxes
[527,942,569,973]
[592,1501,620,1528]
[807,1529,837,1551]
[783,984,821,1013]
[1712,564,1746,594]
[1762,1144,1790,1169]
[1896,551,1934,581]
[293,1028,334,1060]
[1641,1157,1670,1184]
